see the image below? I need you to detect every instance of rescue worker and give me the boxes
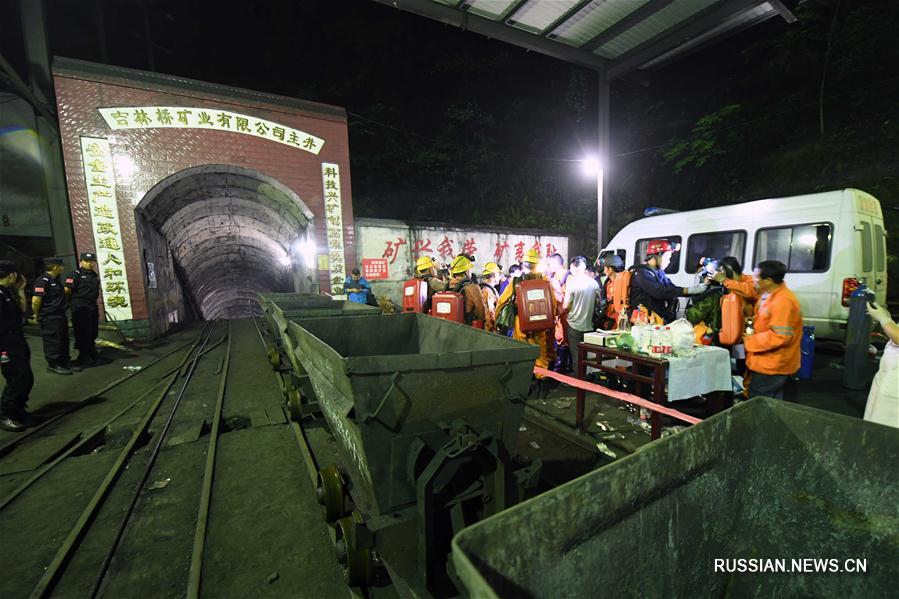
[66,252,103,366]
[744,260,803,400]
[448,255,486,326]
[33,257,79,375]
[598,254,624,329]
[501,264,521,295]
[628,239,708,324]
[414,255,447,312]
[563,256,599,376]
[546,253,569,371]
[712,256,759,315]
[479,262,502,332]
[0,261,34,432]
[496,249,557,394]
[712,256,758,369]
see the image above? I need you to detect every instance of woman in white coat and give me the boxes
[865,302,899,429]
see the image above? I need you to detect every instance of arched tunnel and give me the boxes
[136,165,314,322]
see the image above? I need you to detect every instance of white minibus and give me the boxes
[599,189,887,340]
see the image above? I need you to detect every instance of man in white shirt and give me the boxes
[563,256,600,377]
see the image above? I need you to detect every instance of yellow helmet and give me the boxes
[482,261,502,276]
[450,254,474,275]
[523,248,541,265]
[416,256,436,273]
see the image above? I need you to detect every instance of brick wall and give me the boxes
[53,60,355,329]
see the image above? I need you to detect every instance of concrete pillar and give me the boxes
[19,0,77,267]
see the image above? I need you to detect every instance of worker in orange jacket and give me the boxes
[712,256,760,370]
[713,256,759,316]
[496,249,557,384]
[743,260,803,399]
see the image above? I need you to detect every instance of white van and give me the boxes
[599,189,887,340]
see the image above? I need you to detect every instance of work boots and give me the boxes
[0,414,25,432]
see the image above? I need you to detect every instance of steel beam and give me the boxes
[370,0,607,71]
[581,0,678,52]
[608,0,773,79]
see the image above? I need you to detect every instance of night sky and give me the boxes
[7,0,884,240]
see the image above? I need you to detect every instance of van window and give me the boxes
[686,231,746,274]
[597,249,628,269]
[860,222,873,271]
[635,237,682,274]
[874,224,885,272]
[754,223,832,273]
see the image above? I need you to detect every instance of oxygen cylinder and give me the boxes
[718,292,744,346]
[842,288,872,389]
[798,325,815,380]
[515,279,555,332]
[402,278,427,313]
[430,291,465,324]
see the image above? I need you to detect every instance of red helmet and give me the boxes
[646,239,677,257]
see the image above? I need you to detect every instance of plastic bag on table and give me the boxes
[630,324,652,354]
[669,318,696,356]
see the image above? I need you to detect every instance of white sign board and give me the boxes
[97,107,324,155]
[357,219,569,305]
[79,136,133,321]
[322,163,346,293]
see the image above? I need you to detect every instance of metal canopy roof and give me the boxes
[372,0,796,79]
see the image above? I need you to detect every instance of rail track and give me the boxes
[0,321,243,598]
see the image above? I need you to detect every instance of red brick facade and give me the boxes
[53,58,355,326]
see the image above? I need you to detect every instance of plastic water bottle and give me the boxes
[650,326,661,356]
[0,351,8,364]
[662,326,673,355]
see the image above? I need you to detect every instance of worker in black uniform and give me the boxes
[0,260,34,432]
[66,252,104,366]
[32,257,80,375]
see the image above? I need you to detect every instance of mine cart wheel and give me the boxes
[268,345,280,369]
[317,466,346,522]
[287,389,302,422]
[336,511,373,587]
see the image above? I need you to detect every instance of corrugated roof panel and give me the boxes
[595,0,719,59]
[638,2,775,68]
[508,0,582,35]
[467,0,520,20]
[550,0,650,47]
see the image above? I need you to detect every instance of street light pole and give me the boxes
[596,165,604,253]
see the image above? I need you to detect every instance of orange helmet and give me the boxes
[645,239,677,257]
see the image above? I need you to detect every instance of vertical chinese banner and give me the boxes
[321,162,346,294]
[79,137,133,320]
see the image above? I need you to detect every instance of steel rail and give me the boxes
[27,323,216,599]
[87,322,222,598]
[186,320,232,598]
[0,330,204,458]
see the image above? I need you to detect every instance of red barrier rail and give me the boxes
[533,367,703,426]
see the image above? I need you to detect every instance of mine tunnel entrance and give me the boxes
[135,165,315,332]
